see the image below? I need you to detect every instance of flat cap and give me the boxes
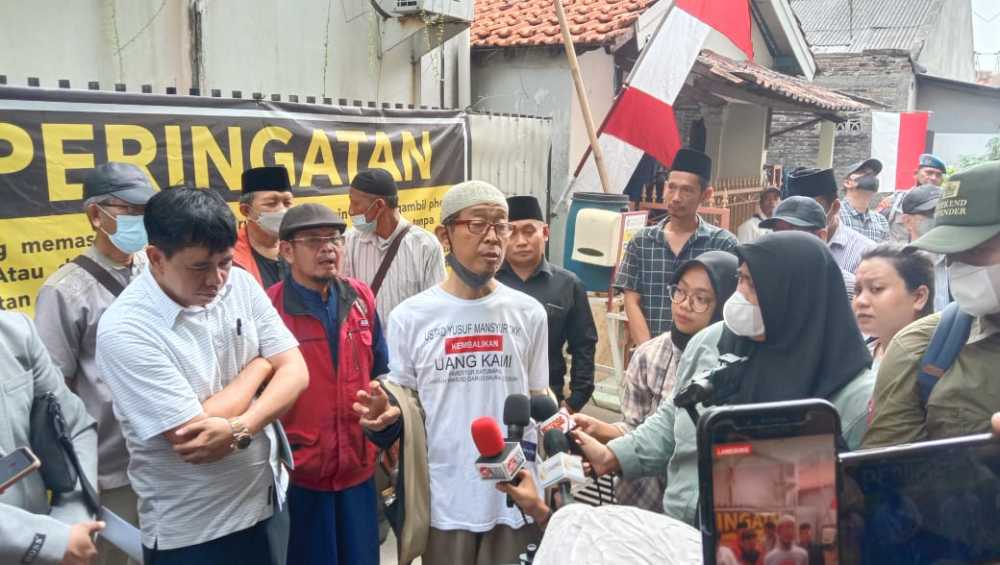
[83,162,157,204]
[759,196,827,231]
[279,203,347,240]
[901,184,942,214]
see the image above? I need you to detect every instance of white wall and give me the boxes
[0,0,468,107]
[568,50,617,180]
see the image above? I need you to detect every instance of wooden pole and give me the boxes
[553,0,611,193]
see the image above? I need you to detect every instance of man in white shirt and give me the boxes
[96,188,308,565]
[343,168,446,331]
[354,180,549,565]
[736,187,780,243]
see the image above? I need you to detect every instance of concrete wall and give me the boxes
[470,47,577,263]
[716,103,770,178]
[917,0,976,83]
[917,77,1000,165]
[768,51,916,182]
[0,0,467,107]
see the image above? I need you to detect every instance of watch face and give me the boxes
[236,435,252,449]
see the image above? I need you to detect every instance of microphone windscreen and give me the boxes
[471,417,505,458]
[543,428,571,456]
[530,395,559,423]
[503,394,531,427]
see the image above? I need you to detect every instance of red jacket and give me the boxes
[268,277,378,492]
[233,225,264,286]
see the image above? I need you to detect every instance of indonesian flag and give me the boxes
[566,0,753,200]
[871,111,930,190]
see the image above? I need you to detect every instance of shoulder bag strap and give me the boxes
[72,255,126,297]
[370,224,413,297]
[47,393,101,516]
[917,302,973,406]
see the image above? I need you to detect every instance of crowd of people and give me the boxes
[1,143,999,565]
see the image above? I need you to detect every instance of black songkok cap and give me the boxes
[786,167,838,199]
[241,166,292,193]
[670,148,712,180]
[506,195,544,222]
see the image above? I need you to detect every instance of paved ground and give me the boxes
[380,401,620,564]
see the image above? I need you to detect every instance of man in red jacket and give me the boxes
[268,203,389,565]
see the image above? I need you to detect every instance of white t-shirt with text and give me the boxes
[387,282,549,532]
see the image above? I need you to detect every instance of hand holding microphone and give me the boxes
[495,469,551,528]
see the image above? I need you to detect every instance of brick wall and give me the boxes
[768,50,916,184]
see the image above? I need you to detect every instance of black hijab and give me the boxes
[725,231,871,404]
[670,250,739,351]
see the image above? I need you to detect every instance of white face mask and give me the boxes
[948,261,1000,316]
[254,209,286,236]
[723,291,766,338]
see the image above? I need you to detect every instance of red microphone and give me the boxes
[471,416,526,482]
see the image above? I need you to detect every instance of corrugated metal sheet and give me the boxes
[790,0,935,52]
[468,112,553,207]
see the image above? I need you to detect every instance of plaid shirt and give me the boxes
[613,332,682,512]
[840,198,890,242]
[614,217,738,338]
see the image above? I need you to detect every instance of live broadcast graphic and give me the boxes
[712,434,837,565]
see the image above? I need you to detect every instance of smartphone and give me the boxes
[839,433,1000,564]
[697,400,841,565]
[0,447,41,491]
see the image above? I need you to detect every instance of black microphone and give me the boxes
[542,428,579,508]
[504,394,531,443]
[530,395,558,424]
[502,394,531,508]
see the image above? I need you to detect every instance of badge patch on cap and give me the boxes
[942,180,960,199]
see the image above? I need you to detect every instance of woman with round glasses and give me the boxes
[573,250,738,511]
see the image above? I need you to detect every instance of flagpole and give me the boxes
[554,0,611,194]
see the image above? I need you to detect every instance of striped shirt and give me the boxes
[840,198,890,242]
[343,218,446,331]
[96,267,298,550]
[828,224,876,275]
[613,217,738,338]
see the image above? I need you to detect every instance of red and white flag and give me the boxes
[871,111,930,190]
[565,0,753,201]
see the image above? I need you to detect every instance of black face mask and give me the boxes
[446,253,493,290]
[670,327,694,351]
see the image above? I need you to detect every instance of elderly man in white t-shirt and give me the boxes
[354,180,550,565]
[97,188,308,565]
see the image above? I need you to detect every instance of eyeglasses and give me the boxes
[98,203,145,216]
[668,284,714,313]
[291,235,345,248]
[450,219,514,237]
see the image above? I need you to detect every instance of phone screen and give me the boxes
[710,427,838,565]
[840,435,1000,564]
[0,448,38,487]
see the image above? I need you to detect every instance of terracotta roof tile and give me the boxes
[694,50,867,112]
[472,0,656,48]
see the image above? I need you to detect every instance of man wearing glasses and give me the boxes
[496,195,597,413]
[268,204,388,565]
[354,181,549,564]
[36,161,155,565]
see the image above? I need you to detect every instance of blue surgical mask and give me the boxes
[104,214,148,254]
[350,201,379,234]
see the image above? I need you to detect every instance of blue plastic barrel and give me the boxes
[563,192,631,292]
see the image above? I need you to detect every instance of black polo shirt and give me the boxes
[496,259,598,411]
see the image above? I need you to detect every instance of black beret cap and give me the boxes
[670,148,712,180]
[507,195,544,222]
[351,169,398,197]
[241,166,291,193]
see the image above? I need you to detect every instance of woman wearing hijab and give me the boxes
[572,251,738,511]
[575,231,874,526]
